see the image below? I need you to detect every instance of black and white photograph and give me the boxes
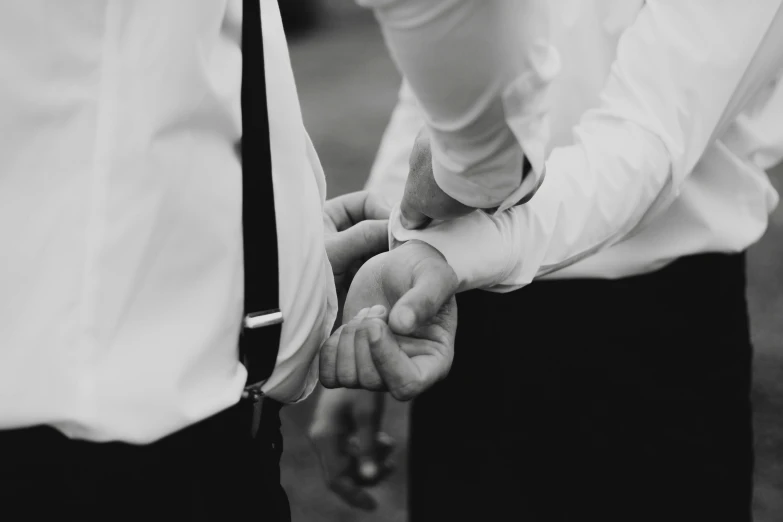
[0,1,781,521]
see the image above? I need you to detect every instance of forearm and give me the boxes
[357,0,555,209]
[389,122,673,291]
[391,0,783,291]
[364,81,422,206]
[494,126,674,288]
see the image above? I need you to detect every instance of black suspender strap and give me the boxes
[239,0,282,392]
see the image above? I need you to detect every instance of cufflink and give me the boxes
[243,308,283,330]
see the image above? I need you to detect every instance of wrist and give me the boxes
[400,239,449,263]
[388,205,514,292]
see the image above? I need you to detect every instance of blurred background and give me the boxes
[279,2,783,521]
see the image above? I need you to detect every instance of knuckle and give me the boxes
[336,358,357,387]
[357,360,383,392]
[359,221,377,245]
[421,293,437,315]
[319,359,335,383]
[391,389,413,402]
[319,366,337,387]
[319,364,335,384]
[336,367,356,388]
[390,380,422,402]
[358,370,384,391]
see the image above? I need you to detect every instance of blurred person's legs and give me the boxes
[0,400,290,521]
[409,252,753,522]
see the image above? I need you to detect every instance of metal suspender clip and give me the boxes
[240,308,283,437]
[243,385,265,438]
[243,308,283,330]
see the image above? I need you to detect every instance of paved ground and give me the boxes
[281,4,783,521]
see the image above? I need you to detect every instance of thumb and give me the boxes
[365,319,423,401]
[389,255,458,336]
[401,126,434,231]
[399,192,431,231]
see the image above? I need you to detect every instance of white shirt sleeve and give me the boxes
[390,1,783,292]
[357,0,557,210]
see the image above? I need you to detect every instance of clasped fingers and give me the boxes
[320,305,387,391]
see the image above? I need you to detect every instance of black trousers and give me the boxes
[0,398,289,521]
[409,253,754,522]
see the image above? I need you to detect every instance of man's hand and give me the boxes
[324,191,391,296]
[319,241,459,401]
[399,128,474,230]
[308,388,395,511]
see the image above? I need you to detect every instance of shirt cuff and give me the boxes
[388,205,515,292]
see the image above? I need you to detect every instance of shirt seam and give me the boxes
[75,0,117,433]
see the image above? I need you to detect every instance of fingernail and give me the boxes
[376,431,394,449]
[355,308,370,320]
[396,307,416,332]
[368,324,382,344]
[368,305,386,317]
[358,459,379,480]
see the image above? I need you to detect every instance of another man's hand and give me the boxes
[308,388,395,511]
[319,240,459,401]
[324,191,391,297]
[399,128,474,230]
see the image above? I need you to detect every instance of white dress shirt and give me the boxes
[364,0,783,291]
[0,0,336,443]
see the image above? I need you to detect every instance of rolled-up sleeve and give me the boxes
[390,0,783,291]
[357,0,557,210]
